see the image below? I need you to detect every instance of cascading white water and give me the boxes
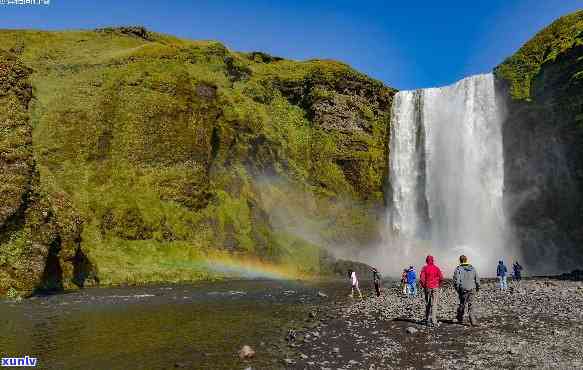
[388,73,514,274]
[389,90,424,239]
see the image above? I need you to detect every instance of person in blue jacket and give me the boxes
[407,266,417,297]
[497,260,508,290]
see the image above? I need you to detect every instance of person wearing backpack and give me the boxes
[453,255,480,326]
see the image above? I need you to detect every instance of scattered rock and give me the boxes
[238,345,255,360]
[289,278,583,369]
[286,329,296,342]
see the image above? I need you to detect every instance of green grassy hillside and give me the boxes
[0,27,395,295]
[495,10,583,101]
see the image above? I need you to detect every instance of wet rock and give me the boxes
[238,345,255,360]
[508,347,520,355]
[286,329,296,342]
[406,327,418,334]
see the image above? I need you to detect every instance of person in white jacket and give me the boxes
[349,270,363,298]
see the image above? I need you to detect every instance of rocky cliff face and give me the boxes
[0,27,395,294]
[495,11,583,272]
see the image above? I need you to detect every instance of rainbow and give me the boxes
[203,253,309,280]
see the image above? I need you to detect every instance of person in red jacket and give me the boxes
[419,255,444,327]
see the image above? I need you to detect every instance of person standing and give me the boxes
[453,255,480,326]
[420,255,443,327]
[401,269,409,295]
[371,268,382,297]
[349,269,363,299]
[497,260,508,290]
[513,261,523,281]
[407,266,417,297]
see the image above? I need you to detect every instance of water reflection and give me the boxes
[0,280,342,369]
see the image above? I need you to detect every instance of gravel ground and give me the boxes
[284,278,583,369]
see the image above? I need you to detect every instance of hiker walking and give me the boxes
[497,260,508,290]
[407,266,417,297]
[453,255,480,326]
[513,261,523,281]
[349,269,363,299]
[371,267,382,297]
[401,269,409,295]
[419,255,443,327]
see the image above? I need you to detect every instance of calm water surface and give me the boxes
[0,280,348,369]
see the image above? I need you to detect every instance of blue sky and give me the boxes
[0,0,582,90]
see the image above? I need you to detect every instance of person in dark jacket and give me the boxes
[497,260,508,290]
[401,269,409,295]
[513,261,523,282]
[453,255,480,326]
[419,255,444,327]
[371,268,382,297]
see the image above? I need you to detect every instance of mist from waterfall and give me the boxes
[383,73,519,276]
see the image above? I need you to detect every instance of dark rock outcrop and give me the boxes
[496,11,583,273]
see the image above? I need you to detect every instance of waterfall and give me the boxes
[388,73,512,273]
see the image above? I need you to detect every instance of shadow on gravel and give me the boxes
[393,317,425,325]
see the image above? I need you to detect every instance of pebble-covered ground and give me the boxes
[283,278,583,369]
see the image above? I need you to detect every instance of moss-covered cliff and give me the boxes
[495,11,583,272]
[0,27,395,294]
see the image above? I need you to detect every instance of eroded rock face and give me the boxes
[312,94,372,133]
[0,51,55,294]
[0,50,93,295]
[498,24,583,272]
[0,50,33,227]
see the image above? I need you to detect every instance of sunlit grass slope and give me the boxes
[0,27,395,291]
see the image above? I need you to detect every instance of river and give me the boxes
[0,280,349,369]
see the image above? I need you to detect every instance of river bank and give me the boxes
[286,277,583,369]
[2,277,582,369]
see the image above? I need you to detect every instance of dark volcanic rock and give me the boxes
[290,278,583,369]
[495,11,583,273]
